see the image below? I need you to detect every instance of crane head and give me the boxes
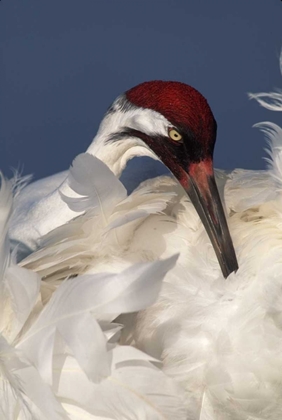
[102,81,238,278]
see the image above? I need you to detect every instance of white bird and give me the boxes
[8,53,282,419]
[10,81,238,279]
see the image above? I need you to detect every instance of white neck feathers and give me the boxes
[86,95,170,177]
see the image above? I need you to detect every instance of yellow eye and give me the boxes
[169,129,182,142]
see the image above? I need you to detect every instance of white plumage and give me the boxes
[0,176,186,418]
[1,53,282,419]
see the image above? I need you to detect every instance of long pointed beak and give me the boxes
[181,159,238,278]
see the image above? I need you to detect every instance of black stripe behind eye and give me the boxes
[106,129,135,143]
[106,127,157,144]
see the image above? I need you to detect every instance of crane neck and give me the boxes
[86,95,168,177]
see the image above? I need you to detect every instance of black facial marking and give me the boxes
[107,126,214,176]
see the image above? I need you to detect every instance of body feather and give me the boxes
[0,175,186,419]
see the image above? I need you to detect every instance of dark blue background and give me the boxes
[1,1,282,183]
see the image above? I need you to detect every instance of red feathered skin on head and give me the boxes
[126,81,217,154]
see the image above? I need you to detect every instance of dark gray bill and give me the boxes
[184,164,238,278]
